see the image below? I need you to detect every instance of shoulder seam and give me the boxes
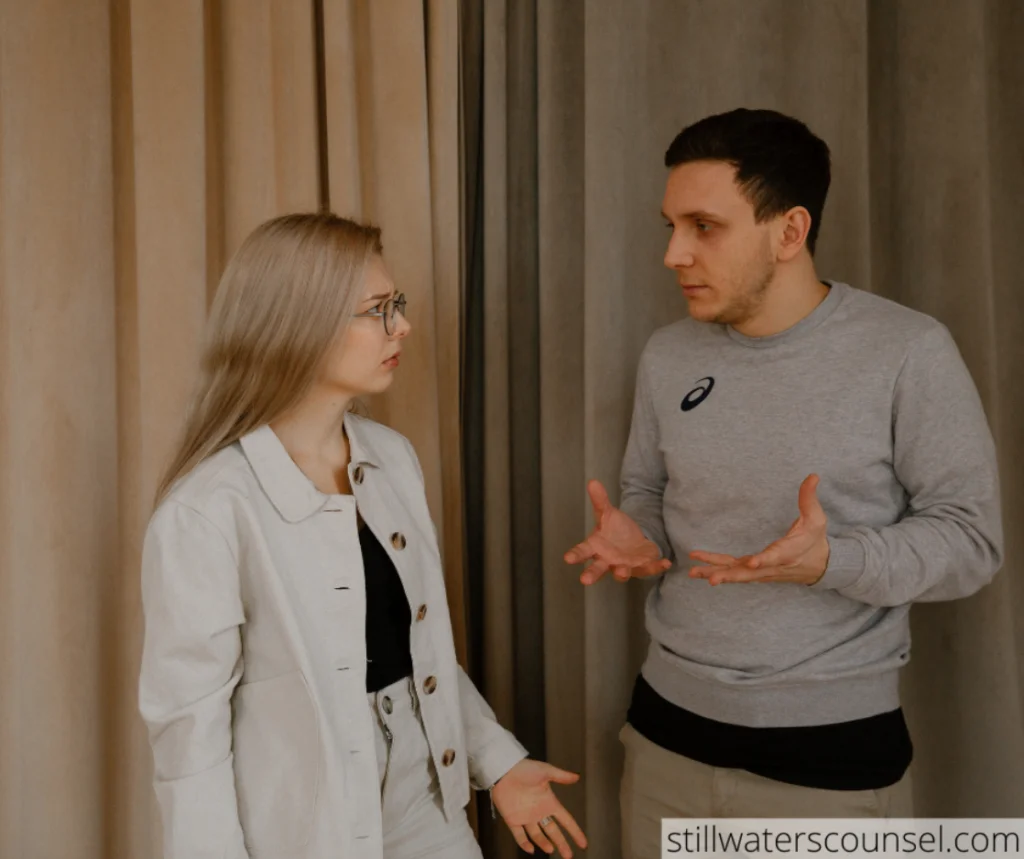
[163,499,241,566]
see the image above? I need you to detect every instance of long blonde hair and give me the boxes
[154,212,383,506]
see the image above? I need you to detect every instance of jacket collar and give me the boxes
[239,411,380,523]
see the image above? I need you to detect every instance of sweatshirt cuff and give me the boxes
[812,536,866,592]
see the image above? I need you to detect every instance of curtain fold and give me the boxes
[1,2,118,855]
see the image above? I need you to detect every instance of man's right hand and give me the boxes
[563,480,672,585]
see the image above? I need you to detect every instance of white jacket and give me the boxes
[139,413,527,859]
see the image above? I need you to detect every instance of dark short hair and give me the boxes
[664,108,831,254]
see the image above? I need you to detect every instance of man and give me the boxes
[564,108,1003,858]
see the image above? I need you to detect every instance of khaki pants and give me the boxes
[619,723,914,859]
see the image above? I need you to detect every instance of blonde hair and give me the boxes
[154,212,383,506]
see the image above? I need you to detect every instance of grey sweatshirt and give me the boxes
[620,281,1003,728]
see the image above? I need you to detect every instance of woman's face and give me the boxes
[319,255,410,398]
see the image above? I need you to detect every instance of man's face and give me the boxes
[662,160,778,326]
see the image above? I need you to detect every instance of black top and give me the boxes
[360,524,414,693]
[626,674,913,791]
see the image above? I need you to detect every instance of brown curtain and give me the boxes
[0,1,465,856]
[471,1,1024,857]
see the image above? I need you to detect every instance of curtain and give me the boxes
[0,1,464,856]
[469,1,1024,857]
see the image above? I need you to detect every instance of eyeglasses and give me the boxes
[354,293,407,335]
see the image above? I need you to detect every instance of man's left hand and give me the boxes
[689,474,830,586]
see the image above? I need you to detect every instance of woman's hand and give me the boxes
[490,759,588,857]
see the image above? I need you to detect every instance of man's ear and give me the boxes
[776,206,812,262]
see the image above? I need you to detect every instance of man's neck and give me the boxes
[731,266,830,338]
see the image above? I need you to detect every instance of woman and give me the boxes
[139,213,587,859]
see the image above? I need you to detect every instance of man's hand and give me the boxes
[564,480,672,585]
[689,474,830,586]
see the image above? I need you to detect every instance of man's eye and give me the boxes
[696,222,712,233]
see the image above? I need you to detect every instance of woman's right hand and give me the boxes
[563,480,671,584]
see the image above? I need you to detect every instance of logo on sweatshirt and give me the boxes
[681,377,715,412]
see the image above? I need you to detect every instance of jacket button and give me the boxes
[423,675,437,695]
[382,695,393,715]
[353,466,364,485]
[416,604,428,621]
[391,532,407,550]
[442,749,456,767]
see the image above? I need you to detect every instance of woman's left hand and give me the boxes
[490,759,588,857]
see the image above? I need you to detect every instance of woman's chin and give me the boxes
[367,369,398,393]
[317,372,395,400]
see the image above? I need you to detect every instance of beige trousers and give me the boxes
[619,723,914,859]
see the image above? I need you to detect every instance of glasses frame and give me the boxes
[353,293,407,335]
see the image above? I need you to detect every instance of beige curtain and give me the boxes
[0,1,466,856]
[475,1,1024,857]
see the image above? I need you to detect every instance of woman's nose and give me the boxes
[392,311,411,339]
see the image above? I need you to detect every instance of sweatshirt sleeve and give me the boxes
[619,348,674,564]
[813,323,1004,606]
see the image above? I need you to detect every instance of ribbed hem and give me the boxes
[642,646,900,728]
[813,535,867,592]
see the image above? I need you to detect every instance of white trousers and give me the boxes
[369,677,484,859]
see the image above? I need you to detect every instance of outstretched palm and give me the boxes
[491,760,587,857]
[564,480,672,584]
[688,474,830,585]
